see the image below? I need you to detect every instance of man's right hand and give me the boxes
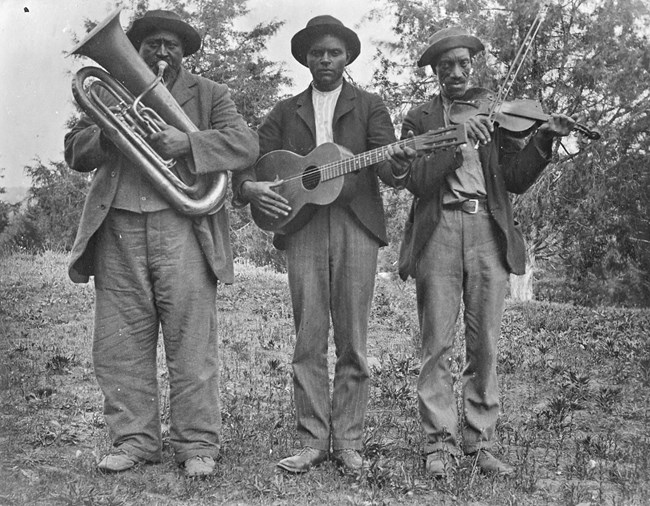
[241,180,292,218]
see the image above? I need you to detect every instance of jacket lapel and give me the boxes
[294,80,356,145]
[421,95,445,130]
[295,87,316,143]
[332,80,355,129]
[170,67,197,109]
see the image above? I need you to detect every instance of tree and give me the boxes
[370,0,650,306]
[0,160,90,252]
[0,173,11,236]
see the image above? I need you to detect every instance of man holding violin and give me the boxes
[387,26,575,478]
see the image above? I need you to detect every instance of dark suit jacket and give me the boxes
[64,68,259,284]
[232,80,400,250]
[398,93,553,279]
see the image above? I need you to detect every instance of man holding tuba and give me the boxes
[64,10,258,477]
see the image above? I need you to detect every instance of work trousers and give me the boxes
[415,207,509,455]
[285,205,379,451]
[93,208,220,463]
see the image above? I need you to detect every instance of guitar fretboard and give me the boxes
[319,138,418,181]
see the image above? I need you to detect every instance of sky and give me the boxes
[0,0,395,190]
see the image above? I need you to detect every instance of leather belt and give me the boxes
[443,198,487,214]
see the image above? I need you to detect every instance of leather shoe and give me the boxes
[469,449,514,476]
[277,447,327,473]
[425,450,457,478]
[183,455,216,478]
[332,449,363,472]
[98,450,145,472]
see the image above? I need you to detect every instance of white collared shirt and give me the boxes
[311,83,343,146]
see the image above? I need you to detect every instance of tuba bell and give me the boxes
[69,9,227,216]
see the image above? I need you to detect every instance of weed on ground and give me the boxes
[1,251,648,505]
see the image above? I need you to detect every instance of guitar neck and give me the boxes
[319,138,417,182]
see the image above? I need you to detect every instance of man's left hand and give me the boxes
[537,113,576,138]
[387,131,418,177]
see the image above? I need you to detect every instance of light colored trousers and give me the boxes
[93,208,220,463]
[415,207,509,455]
[285,206,379,452]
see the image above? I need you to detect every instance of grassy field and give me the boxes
[1,251,648,505]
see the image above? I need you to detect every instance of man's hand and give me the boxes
[242,180,292,218]
[148,125,191,159]
[465,115,494,145]
[537,113,576,138]
[387,131,418,177]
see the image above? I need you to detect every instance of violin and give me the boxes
[448,5,601,143]
[448,88,601,140]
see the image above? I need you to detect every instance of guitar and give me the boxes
[251,124,467,234]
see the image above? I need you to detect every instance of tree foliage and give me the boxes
[370,0,650,306]
[9,0,649,304]
[0,177,15,236]
[0,160,91,252]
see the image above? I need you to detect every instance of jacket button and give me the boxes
[111,171,116,177]
[99,204,106,210]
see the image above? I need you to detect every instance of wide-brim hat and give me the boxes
[126,10,201,56]
[417,26,484,68]
[291,15,361,67]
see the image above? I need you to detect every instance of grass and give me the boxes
[0,250,649,505]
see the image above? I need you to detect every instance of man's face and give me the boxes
[139,30,184,84]
[434,47,472,100]
[306,34,349,92]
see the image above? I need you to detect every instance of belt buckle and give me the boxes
[465,199,479,214]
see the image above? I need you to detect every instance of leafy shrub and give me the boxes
[0,160,89,253]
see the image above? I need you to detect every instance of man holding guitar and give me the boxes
[232,15,415,474]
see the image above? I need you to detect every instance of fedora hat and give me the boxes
[291,15,361,67]
[417,26,484,68]
[127,10,201,56]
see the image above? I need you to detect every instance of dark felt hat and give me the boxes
[291,15,361,67]
[417,26,484,68]
[126,10,201,56]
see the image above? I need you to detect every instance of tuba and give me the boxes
[69,9,227,216]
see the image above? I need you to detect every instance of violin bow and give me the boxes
[487,2,550,124]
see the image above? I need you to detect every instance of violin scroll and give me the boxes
[572,123,601,140]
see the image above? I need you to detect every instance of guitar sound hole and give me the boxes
[302,165,321,190]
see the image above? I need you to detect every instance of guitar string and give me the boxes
[272,138,416,189]
[268,130,460,189]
